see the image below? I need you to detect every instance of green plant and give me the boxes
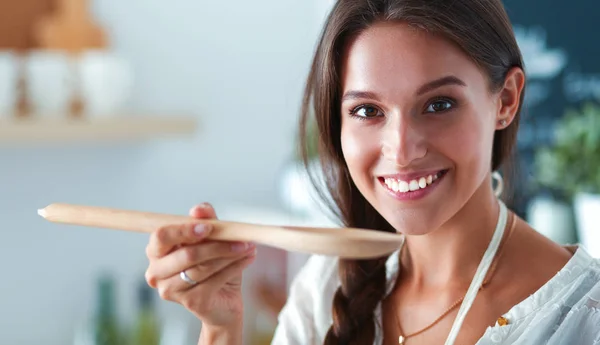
[535,102,600,198]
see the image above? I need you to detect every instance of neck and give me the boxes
[401,179,501,290]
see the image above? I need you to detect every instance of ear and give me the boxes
[496,67,525,130]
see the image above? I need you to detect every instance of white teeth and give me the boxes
[383,171,444,193]
[391,180,399,192]
[399,180,409,192]
[409,180,420,191]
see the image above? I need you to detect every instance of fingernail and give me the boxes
[231,242,248,252]
[194,224,209,236]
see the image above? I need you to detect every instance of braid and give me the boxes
[323,258,388,344]
[323,181,396,345]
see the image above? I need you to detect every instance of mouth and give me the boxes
[378,169,449,200]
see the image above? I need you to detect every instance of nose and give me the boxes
[381,116,427,166]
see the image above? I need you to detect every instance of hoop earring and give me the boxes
[492,171,504,197]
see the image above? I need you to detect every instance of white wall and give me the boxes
[0,0,329,343]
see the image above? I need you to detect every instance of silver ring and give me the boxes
[180,270,198,286]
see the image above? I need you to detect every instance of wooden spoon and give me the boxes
[38,203,403,259]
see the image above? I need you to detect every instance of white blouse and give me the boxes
[271,245,600,344]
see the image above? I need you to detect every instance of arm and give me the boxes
[198,323,243,345]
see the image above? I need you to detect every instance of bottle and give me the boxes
[92,274,122,345]
[130,279,160,345]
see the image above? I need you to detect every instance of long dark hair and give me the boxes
[298,0,526,344]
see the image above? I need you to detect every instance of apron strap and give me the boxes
[444,201,508,345]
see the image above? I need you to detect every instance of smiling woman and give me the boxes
[276,0,600,344]
[140,0,600,344]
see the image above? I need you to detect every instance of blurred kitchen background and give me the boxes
[0,0,597,344]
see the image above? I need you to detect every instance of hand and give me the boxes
[144,203,257,328]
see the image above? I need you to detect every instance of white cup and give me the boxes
[24,50,75,117]
[78,50,134,117]
[0,51,21,117]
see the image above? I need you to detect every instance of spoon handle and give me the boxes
[38,203,404,259]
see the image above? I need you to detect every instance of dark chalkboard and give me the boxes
[502,0,598,215]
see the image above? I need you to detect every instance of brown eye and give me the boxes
[353,105,383,118]
[425,100,454,113]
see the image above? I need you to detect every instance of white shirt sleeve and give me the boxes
[270,255,339,345]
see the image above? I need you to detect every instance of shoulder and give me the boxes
[271,255,340,344]
[271,250,402,345]
[294,254,340,285]
[479,250,600,344]
[286,254,340,322]
[541,248,600,312]
[521,251,600,343]
[549,257,600,343]
[562,250,600,305]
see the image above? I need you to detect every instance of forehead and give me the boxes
[340,22,485,94]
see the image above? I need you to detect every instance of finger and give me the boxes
[189,203,217,219]
[184,244,256,284]
[147,241,256,281]
[146,223,212,258]
[203,250,257,288]
[155,251,257,302]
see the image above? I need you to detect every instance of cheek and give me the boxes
[341,124,380,178]
[439,112,495,176]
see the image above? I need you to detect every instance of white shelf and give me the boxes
[0,116,198,145]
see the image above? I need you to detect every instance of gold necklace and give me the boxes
[395,212,516,345]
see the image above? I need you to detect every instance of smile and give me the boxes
[378,169,448,200]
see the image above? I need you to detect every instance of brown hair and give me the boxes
[298,0,526,344]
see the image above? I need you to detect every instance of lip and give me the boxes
[378,169,449,201]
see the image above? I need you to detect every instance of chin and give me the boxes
[383,210,443,236]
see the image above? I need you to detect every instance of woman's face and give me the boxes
[340,22,516,234]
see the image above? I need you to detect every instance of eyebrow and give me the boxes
[416,75,467,95]
[341,75,467,102]
[341,90,381,102]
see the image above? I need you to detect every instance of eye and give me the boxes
[425,99,454,113]
[351,105,384,118]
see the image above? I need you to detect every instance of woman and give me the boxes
[144,0,600,344]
